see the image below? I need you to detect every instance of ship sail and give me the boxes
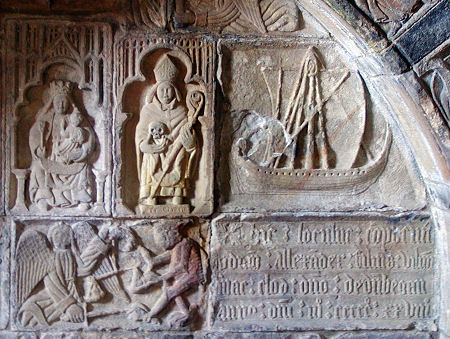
[229,45,391,195]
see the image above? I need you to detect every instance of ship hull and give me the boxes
[230,130,391,195]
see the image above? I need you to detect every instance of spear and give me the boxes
[149,91,204,199]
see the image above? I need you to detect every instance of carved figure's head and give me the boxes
[149,121,168,140]
[48,223,73,250]
[70,109,83,127]
[119,228,137,252]
[53,94,70,115]
[149,54,182,106]
[50,80,72,115]
[153,222,183,250]
[156,81,177,105]
[107,226,137,252]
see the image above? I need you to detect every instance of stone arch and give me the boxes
[0,0,447,336]
[305,2,449,332]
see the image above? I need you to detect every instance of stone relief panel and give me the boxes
[130,0,302,34]
[114,34,214,217]
[416,44,450,126]
[0,3,445,338]
[173,0,302,34]
[0,218,10,329]
[209,215,436,331]
[11,218,209,330]
[351,0,433,38]
[4,18,113,216]
[0,0,128,13]
[1,50,3,215]
[219,41,425,212]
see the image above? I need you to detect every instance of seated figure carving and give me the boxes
[28,80,95,211]
[56,109,88,165]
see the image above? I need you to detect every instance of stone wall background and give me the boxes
[0,0,448,338]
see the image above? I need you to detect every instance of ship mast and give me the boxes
[279,46,327,169]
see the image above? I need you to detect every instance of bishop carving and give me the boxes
[135,53,204,216]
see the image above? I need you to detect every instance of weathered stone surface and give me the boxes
[206,333,321,339]
[330,332,430,339]
[113,34,215,218]
[352,0,422,38]
[173,0,302,34]
[322,0,389,51]
[415,43,450,127]
[0,0,448,337]
[218,41,425,212]
[4,18,113,217]
[0,0,128,13]
[395,1,450,64]
[129,0,303,35]
[10,218,208,330]
[0,218,10,329]
[210,215,436,331]
[0,332,36,339]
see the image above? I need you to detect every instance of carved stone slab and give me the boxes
[209,215,436,331]
[3,18,113,217]
[205,334,321,339]
[415,43,450,127]
[218,40,426,212]
[128,0,303,35]
[331,332,431,339]
[173,0,302,34]
[0,0,128,13]
[11,218,208,331]
[1,34,4,215]
[352,0,422,37]
[0,332,36,339]
[113,34,215,218]
[0,218,10,329]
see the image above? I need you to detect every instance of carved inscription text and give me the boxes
[210,217,435,331]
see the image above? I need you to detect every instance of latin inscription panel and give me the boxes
[209,216,435,331]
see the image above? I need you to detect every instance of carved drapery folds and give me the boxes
[12,219,208,329]
[0,0,442,335]
[130,0,302,34]
[114,35,214,217]
[5,19,112,216]
[2,18,214,330]
[28,80,96,212]
[417,45,450,126]
[174,0,302,33]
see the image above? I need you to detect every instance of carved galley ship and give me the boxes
[229,47,391,195]
[0,0,446,336]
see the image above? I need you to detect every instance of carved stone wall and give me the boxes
[0,1,448,338]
